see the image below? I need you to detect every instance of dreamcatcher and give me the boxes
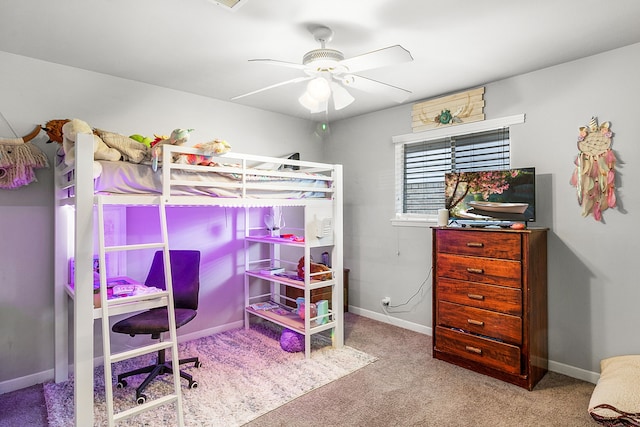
[0,112,48,189]
[570,117,616,221]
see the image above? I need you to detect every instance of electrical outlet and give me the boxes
[381,297,391,306]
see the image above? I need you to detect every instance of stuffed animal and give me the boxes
[175,138,232,166]
[151,134,169,147]
[94,129,150,164]
[199,139,231,155]
[151,128,194,171]
[43,119,69,144]
[297,302,317,321]
[129,134,154,147]
[62,119,122,177]
[280,328,304,353]
[297,257,332,281]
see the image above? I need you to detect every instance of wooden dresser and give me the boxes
[432,227,548,390]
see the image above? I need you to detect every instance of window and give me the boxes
[403,129,510,214]
[392,114,525,224]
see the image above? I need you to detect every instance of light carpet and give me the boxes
[43,324,376,426]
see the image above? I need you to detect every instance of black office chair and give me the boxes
[112,250,202,404]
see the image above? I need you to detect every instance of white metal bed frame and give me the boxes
[53,132,344,426]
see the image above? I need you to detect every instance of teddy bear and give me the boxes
[297,256,332,281]
[62,118,121,166]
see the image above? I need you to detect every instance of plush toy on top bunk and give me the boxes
[46,118,151,178]
[150,128,194,171]
[61,118,122,178]
[174,138,232,166]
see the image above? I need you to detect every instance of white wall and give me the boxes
[325,42,640,381]
[0,51,323,391]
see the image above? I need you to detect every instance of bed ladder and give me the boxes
[95,197,185,426]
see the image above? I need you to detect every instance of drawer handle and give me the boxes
[466,242,484,248]
[467,293,485,301]
[465,345,482,354]
[466,268,484,274]
[467,319,485,326]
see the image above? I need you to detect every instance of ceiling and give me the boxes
[2,0,640,122]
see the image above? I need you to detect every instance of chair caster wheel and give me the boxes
[116,380,127,388]
[195,361,203,368]
[189,381,198,389]
[136,394,147,405]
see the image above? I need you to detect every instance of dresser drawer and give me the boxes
[436,230,521,260]
[437,278,522,316]
[436,253,522,288]
[435,326,521,375]
[437,301,522,345]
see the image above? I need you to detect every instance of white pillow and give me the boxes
[589,355,640,425]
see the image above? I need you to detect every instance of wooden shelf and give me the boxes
[245,270,334,290]
[246,305,304,332]
[245,235,306,247]
[246,304,335,335]
[245,234,333,249]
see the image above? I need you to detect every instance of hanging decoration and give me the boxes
[570,117,616,221]
[0,111,48,189]
[412,87,485,132]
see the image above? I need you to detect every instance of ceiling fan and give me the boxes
[231,25,414,113]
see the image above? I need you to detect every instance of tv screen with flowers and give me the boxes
[445,167,536,223]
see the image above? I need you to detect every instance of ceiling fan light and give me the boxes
[298,92,318,111]
[330,82,355,111]
[306,77,331,102]
[298,91,327,113]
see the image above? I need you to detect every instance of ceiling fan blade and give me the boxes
[231,76,312,100]
[339,45,413,73]
[248,58,308,71]
[345,74,412,103]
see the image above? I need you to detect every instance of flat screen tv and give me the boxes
[444,167,536,224]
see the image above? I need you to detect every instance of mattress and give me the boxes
[93,160,331,199]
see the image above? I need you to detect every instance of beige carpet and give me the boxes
[244,313,597,427]
[43,324,376,426]
[2,313,597,426]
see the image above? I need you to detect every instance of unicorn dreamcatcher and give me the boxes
[570,117,617,221]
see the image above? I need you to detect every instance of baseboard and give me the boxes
[549,360,599,384]
[179,320,244,343]
[348,305,432,335]
[0,320,245,395]
[0,369,53,395]
[348,305,600,385]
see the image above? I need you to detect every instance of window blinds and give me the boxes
[403,128,510,214]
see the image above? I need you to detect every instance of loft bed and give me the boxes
[53,132,344,426]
